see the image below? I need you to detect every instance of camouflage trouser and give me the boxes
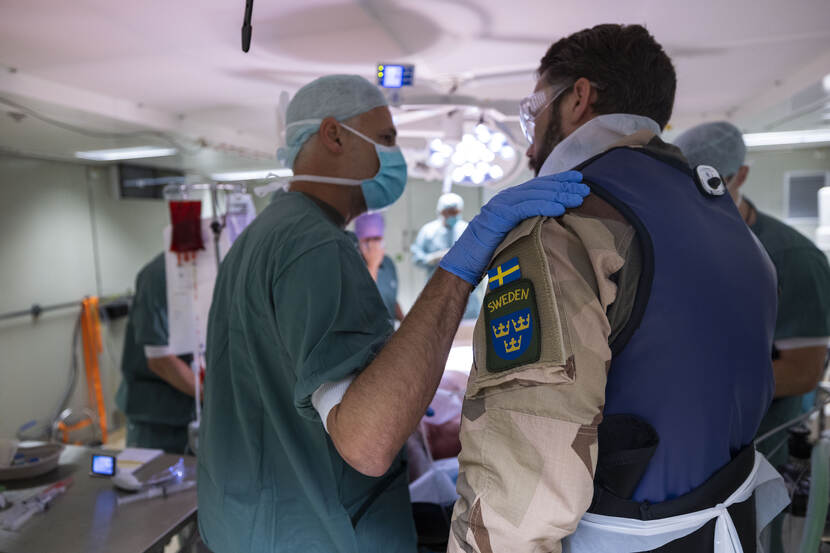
[449,207,635,553]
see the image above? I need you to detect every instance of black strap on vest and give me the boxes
[594,415,660,500]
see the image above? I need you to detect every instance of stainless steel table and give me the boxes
[0,445,198,553]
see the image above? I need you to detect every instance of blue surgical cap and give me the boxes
[354,212,385,240]
[277,75,389,169]
[437,193,464,213]
[674,121,747,179]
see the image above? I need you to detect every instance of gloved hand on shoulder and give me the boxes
[439,170,588,284]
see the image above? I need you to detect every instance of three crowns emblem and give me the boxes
[491,312,531,355]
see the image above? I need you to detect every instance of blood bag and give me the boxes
[168,201,204,263]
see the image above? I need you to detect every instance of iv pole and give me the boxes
[163,181,246,452]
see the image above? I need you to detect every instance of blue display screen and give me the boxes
[382,66,404,88]
[377,64,414,88]
[91,454,116,476]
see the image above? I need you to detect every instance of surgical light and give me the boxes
[488,165,504,180]
[428,152,448,168]
[75,146,178,161]
[475,124,492,143]
[489,132,506,151]
[211,168,293,181]
[428,124,515,186]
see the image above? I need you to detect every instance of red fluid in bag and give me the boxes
[169,201,204,264]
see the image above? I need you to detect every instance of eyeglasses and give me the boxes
[519,84,571,145]
[518,81,602,144]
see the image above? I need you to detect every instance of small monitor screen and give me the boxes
[382,65,404,88]
[377,64,413,88]
[91,454,116,476]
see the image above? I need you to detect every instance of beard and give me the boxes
[530,111,565,176]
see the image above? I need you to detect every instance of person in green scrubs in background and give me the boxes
[117,253,197,454]
[197,74,589,553]
[353,212,404,323]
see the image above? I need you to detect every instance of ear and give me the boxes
[726,165,749,204]
[732,165,749,189]
[727,165,749,192]
[318,117,345,154]
[562,77,596,127]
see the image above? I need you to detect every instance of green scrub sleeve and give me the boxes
[273,239,393,421]
[132,256,170,347]
[774,249,830,340]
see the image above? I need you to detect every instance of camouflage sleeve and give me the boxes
[449,199,635,553]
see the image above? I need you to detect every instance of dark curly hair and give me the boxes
[538,24,676,129]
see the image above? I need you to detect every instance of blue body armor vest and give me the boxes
[578,146,777,504]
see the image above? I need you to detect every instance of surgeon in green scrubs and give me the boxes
[197,74,589,553]
[354,212,404,322]
[117,253,197,454]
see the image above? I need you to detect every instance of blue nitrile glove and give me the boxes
[439,170,589,284]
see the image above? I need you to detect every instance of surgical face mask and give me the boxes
[444,215,460,228]
[285,121,408,211]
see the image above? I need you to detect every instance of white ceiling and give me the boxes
[1,0,830,173]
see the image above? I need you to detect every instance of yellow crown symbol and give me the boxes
[504,336,523,353]
[512,314,530,332]
[492,322,510,339]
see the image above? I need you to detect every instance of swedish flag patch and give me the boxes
[487,257,521,291]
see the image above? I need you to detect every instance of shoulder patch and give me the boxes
[487,257,521,291]
[484,278,541,372]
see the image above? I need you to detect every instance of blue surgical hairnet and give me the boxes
[673,121,747,179]
[437,193,464,213]
[277,75,389,169]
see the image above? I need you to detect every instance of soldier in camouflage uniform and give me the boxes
[450,24,785,553]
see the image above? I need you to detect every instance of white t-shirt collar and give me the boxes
[538,114,662,177]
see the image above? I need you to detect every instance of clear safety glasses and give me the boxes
[518,83,572,145]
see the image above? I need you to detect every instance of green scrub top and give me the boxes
[750,206,830,466]
[117,254,194,433]
[198,191,416,553]
[376,255,399,321]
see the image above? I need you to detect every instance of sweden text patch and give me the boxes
[484,278,541,372]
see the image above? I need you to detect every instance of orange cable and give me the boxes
[80,298,108,443]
